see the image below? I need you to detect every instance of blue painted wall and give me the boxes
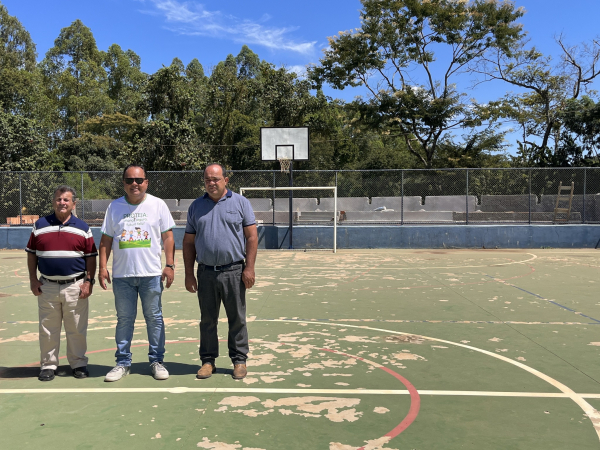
[3,225,599,250]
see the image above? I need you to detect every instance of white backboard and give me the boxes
[261,127,309,161]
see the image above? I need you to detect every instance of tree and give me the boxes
[40,19,111,138]
[474,35,600,166]
[556,96,600,166]
[310,0,524,168]
[0,110,60,171]
[102,44,146,117]
[143,58,191,123]
[0,2,38,114]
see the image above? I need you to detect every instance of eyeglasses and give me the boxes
[124,178,146,185]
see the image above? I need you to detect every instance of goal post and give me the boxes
[240,186,337,253]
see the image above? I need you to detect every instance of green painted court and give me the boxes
[2,248,600,449]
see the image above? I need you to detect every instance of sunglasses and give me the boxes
[124,177,146,185]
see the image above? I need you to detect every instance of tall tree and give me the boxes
[40,19,110,138]
[144,58,191,123]
[310,0,524,168]
[102,44,146,117]
[474,35,600,166]
[0,2,38,114]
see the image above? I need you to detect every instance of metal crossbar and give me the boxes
[240,186,337,253]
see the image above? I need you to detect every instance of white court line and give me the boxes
[256,253,538,271]
[267,319,600,440]
[2,387,600,398]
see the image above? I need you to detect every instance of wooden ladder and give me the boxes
[553,181,574,223]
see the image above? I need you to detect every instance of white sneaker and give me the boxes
[105,365,130,382]
[151,361,169,380]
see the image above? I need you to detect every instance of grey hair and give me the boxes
[54,185,77,201]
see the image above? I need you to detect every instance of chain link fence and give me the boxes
[2,168,600,226]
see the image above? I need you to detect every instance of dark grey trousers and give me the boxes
[197,264,248,365]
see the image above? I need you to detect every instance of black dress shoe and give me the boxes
[73,366,89,379]
[38,369,55,381]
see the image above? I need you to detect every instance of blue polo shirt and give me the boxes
[185,190,256,266]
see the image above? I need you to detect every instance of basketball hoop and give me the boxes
[278,157,292,174]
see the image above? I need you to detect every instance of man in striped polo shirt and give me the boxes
[26,185,98,382]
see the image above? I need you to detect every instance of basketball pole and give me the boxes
[289,161,294,249]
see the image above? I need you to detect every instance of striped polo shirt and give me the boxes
[25,213,98,280]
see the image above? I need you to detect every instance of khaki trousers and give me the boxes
[38,277,88,370]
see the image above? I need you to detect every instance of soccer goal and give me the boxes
[239,186,338,253]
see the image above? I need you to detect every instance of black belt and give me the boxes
[201,260,244,271]
[42,274,85,285]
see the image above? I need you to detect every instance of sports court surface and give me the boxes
[2,248,600,449]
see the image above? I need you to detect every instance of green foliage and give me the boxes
[102,44,146,117]
[310,0,524,168]
[40,19,111,138]
[0,110,60,171]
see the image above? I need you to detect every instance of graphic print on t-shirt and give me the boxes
[118,212,152,249]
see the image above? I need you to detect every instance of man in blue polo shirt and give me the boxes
[183,163,258,380]
[26,185,97,382]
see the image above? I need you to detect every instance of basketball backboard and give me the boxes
[261,127,309,161]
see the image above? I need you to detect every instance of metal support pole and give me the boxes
[272,171,276,225]
[401,170,404,226]
[528,169,532,225]
[581,168,587,223]
[19,173,22,225]
[465,169,469,225]
[288,162,293,249]
[333,185,337,253]
[81,172,85,219]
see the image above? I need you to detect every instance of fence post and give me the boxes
[81,172,85,220]
[272,170,276,225]
[528,169,532,225]
[583,168,587,223]
[19,173,22,225]
[401,170,404,226]
[465,169,469,225]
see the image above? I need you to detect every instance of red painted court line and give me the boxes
[20,339,420,446]
[319,347,421,447]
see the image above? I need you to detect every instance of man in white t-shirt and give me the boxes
[99,164,176,381]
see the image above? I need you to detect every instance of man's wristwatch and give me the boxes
[85,277,95,285]
[165,264,175,270]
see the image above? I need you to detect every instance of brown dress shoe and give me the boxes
[196,363,216,379]
[232,364,247,380]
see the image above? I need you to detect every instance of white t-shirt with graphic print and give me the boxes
[101,194,175,278]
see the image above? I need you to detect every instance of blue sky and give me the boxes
[3,0,600,104]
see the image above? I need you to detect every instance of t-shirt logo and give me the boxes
[118,227,151,249]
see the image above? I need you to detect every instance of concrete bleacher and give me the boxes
[318,197,370,211]
[91,199,112,212]
[479,195,536,212]
[273,198,318,212]
[178,199,196,211]
[248,198,272,211]
[163,199,178,211]
[422,195,477,212]
[370,196,422,211]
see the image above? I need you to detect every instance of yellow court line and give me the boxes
[1,387,600,398]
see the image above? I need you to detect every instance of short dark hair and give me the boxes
[54,185,76,201]
[203,163,228,178]
[122,164,147,180]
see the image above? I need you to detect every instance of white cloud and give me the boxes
[138,0,316,55]
[285,65,308,78]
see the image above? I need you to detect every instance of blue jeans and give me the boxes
[113,276,165,366]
